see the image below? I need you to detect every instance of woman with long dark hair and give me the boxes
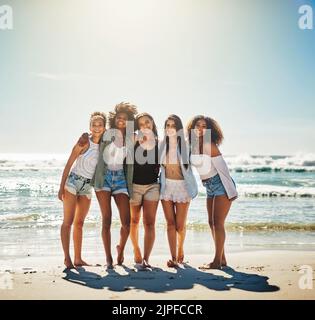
[129,113,160,268]
[160,114,198,268]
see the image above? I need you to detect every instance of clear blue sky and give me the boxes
[0,0,314,155]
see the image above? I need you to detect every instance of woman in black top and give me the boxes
[130,113,160,268]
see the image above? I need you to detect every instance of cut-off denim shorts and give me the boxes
[202,173,235,198]
[95,169,129,196]
[65,172,93,199]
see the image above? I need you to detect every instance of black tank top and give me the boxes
[133,141,160,185]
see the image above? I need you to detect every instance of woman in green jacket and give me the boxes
[81,102,137,269]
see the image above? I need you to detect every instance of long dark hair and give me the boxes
[161,114,189,169]
[135,112,158,140]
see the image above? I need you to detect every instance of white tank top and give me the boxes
[190,154,218,180]
[72,139,100,179]
[103,141,126,171]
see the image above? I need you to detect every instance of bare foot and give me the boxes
[167,259,178,268]
[134,247,142,264]
[116,245,124,265]
[209,261,222,269]
[177,248,184,264]
[106,263,114,270]
[74,259,91,267]
[64,258,75,269]
[221,253,227,267]
[142,259,152,269]
[106,257,113,269]
[199,261,222,270]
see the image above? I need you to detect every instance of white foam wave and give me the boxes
[236,184,315,198]
[225,153,315,172]
[1,153,315,171]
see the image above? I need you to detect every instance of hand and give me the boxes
[58,188,65,201]
[78,132,89,147]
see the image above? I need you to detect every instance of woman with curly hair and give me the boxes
[187,115,237,269]
[81,102,138,268]
[160,114,198,268]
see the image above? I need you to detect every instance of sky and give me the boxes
[0,0,314,155]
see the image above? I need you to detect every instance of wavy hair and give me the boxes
[187,115,224,148]
[108,102,138,130]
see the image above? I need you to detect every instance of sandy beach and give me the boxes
[1,250,314,300]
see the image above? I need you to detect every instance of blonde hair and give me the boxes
[90,111,106,127]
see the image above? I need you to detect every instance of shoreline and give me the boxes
[1,250,314,300]
[1,227,315,261]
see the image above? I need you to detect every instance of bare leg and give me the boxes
[113,193,131,265]
[73,195,91,266]
[142,200,158,266]
[96,191,113,268]
[130,204,142,263]
[211,195,232,268]
[207,198,227,266]
[161,200,177,267]
[60,190,77,269]
[175,202,190,264]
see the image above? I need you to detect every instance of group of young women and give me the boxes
[58,102,238,271]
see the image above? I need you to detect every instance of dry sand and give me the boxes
[0,250,314,300]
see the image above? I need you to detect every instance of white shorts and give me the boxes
[160,179,191,203]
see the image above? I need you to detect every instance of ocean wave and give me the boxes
[1,213,314,232]
[225,153,315,172]
[1,153,315,172]
[236,184,315,198]
[233,167,314,173]
[1,184,315,199]
[0,153,67,171]
[196,184,315,198]
[184,222,315,232]
[1,153,315,199]
[0,213,43,222]
[0,183,58,197]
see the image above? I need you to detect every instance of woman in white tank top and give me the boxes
[58,112,106,269]
[71,139,100,179]
[187,115,237,270]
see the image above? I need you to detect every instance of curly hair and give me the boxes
[108,102,138,129]
[90,111,106,127]
[187,115,224,146]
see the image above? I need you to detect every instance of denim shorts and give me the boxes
[95,169,129,196]
[202,174,227,198]
[65,172,93,199]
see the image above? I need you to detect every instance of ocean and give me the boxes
[0,153,315,260]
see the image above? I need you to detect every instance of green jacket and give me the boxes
[91,137,134,198]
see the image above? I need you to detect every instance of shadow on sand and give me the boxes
[62,263,280,294]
